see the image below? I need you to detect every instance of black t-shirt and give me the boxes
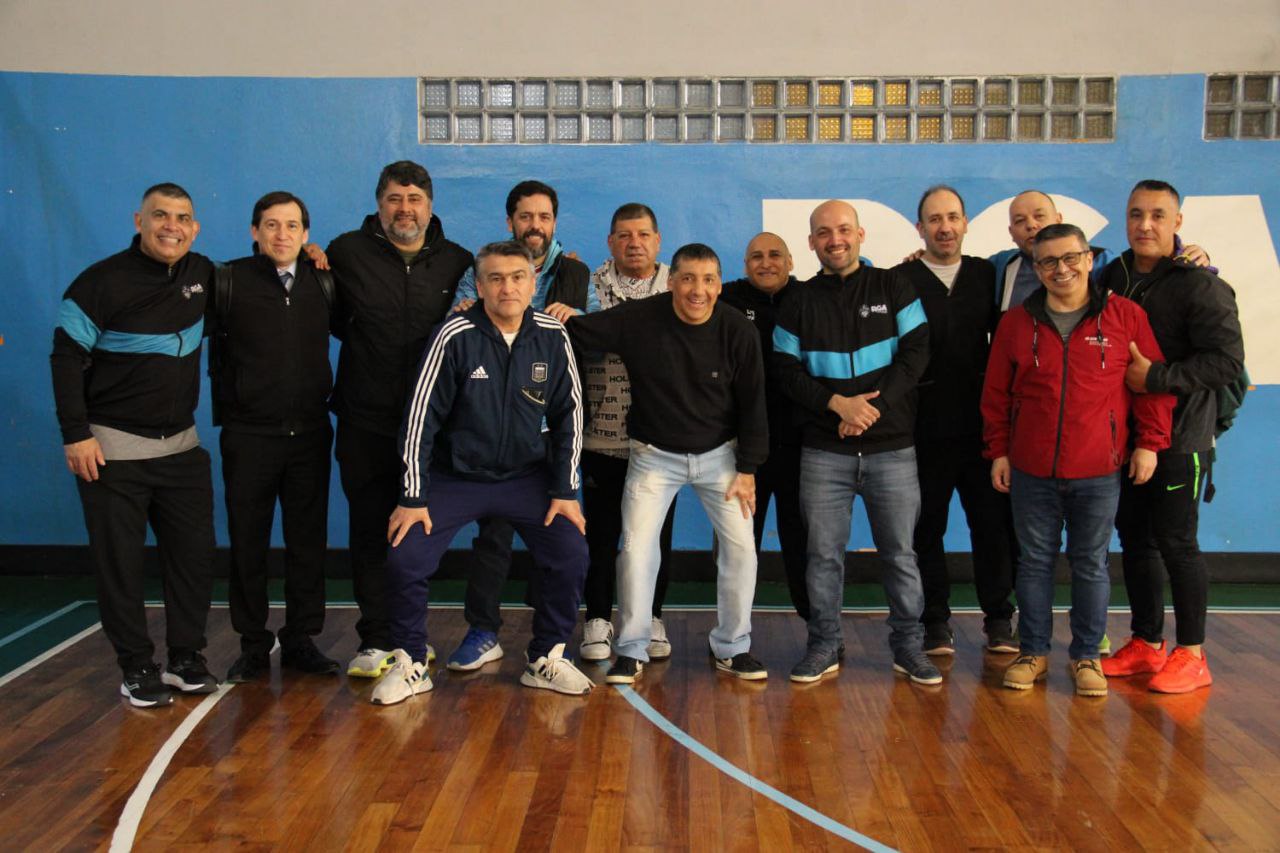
[566,293,768,472]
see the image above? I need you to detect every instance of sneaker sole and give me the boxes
[985,642,1020,654]
[370,684,433,705]
[160,673,218,694]
[1075,686,1108,697]
[1003,673,1047,690]
[715,662,768,681]
[646,643,672,661]
[519,671,593,695]
[579,642,613,662]
[446,645,504,672]
[789,662,839,683]
[347,656,396,678]
[924,646,955,657]
[605,667,642,685]
[119,683,174,707]
[893,663,943,685]
[1148,675,1212,694]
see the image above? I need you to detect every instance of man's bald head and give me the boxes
[1007,190,1062,255]
[744,231,793,294]
[808,200,864,277]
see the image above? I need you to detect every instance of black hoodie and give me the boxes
[1102,251,1244,454]
[326,213,473,436]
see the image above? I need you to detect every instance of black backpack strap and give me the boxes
[314,267,336,312]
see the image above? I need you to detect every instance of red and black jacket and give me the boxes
[981,286,1174,479]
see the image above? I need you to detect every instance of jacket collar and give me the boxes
[360,212,445,263]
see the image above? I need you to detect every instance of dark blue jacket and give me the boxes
[398,302,582,505]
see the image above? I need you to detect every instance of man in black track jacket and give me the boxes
[772,199,940,687]
[720,232,809,620]
[893,186,1017,657]
[326,161,473,678]
[211,191,339,682]
[50,182,218,708]
[1101,180,1245,694]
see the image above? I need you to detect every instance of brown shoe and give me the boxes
[1072,659,1108,697]
[1002,654,1048,690]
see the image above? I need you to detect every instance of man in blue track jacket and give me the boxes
[370,241,592,704]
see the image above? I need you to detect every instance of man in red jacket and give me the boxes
[982,223,1174,697]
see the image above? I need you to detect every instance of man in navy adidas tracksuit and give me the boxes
[370,241,592,704]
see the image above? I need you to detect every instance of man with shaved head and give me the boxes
[893,186,1017,656]
[773,200,939,686]
[721,232,809,619]
[992,190,1208,313]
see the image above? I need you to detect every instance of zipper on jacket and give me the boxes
[1050,334,1070,478]
[1109,410,1118,467]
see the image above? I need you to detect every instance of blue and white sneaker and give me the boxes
[446,629,504,671]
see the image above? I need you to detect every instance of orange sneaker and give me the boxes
[1101,636,1167,677]
[1148,647,1212,694]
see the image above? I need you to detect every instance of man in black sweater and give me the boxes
[326,162,473,678]
[893,186,1017,656]
[211,191,339,682]
[1102,180,1245,694]
[567,243,769,684]
[51,182,218,707]
[719,232,809,620]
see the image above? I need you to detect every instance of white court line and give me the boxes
[0,622,102,689]
[109,683,235,852]
[0,600,92,650]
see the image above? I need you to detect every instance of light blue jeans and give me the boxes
[801,446,926,658]
[616,441,756,661]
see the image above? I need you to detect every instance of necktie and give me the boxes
[279,271,294,292]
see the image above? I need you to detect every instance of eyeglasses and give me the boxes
[1034,252,1087,272]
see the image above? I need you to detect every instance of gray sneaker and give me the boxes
[789,646,840,683]
[893,652,944,685]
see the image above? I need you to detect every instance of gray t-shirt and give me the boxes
[1046,306,1088,342]
[89,424,199,461]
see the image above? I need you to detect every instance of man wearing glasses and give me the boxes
[982,223,1174,698]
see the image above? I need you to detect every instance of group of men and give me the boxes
[51,159,1242,708]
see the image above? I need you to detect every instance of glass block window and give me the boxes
[489,81,514,108]
[419,75,1115,144]
[720,80,746,107]
[1205,73,1280,139]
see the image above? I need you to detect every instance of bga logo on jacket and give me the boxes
[182,282,205,300]
[531,362,548,383]
[1087,336,1113,349]
[745,308,757,321]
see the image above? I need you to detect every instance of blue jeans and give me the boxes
[1010,468,1120,660]
[801,446,925,658]
[616,442,756,661]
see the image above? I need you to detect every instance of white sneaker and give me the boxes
[347,647,396,678]
[520,644,593,695]
[370,651,433,705]
[580,618,614,661]
[647,617,672,660]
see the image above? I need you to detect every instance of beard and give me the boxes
[517,228,550,257]
[387,216,424,244]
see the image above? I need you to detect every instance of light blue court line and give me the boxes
[616,685,899,853]
[0,600,92,650]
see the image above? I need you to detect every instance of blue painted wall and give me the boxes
[2,71,1275,551]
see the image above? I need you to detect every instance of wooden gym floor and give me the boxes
[1,603,1278,851]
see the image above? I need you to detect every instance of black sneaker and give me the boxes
[923,622,955,656]
[790,646,839,683]
[281,642,340,675]
[605,655,643,684]
[714,652,768,681]
[893,652,944,685]
[226,651,271,683]
[163,651,219,694]
[120,663,174,708]
[984,619,1019,654]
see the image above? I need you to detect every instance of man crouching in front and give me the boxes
[371,241,591,704]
